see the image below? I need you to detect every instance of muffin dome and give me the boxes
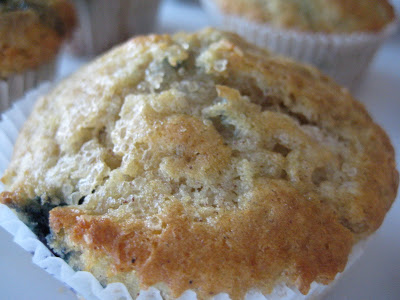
[1,28,398,299]
[212,0,396,33]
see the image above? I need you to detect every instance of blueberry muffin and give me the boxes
[1,28,398,299]
[201,0,398,89]
[0,0,76,110]
[210,0,395,33]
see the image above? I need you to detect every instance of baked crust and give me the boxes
[1,29,398,299]
[212,0,396,33]
[0,0,76,77]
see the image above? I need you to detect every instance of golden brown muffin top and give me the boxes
[0,0,76,77]
[212,0,396,33]
[1,28,398,299]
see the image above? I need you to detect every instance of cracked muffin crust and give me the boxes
[1,28,398,299]
[211,0,396,33]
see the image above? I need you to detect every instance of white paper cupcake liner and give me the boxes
[201,0,398,90]
[69,0,161,56]
[0,60,56,114]
[0,83,367,300]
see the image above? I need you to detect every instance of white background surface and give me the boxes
[0,1,399,299]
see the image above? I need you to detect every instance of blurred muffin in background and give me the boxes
[0,0,76,111]
[69,0,161,57]
[201,0,398,90]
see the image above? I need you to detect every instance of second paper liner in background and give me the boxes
[200,0,398,91]
[0,60,56,114]
[69,0,161,57]
[0,83,368,299]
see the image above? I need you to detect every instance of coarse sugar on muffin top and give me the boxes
[0,28,398,299]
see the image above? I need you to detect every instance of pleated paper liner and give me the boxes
[0,60,56,114]
[69,0,161,57]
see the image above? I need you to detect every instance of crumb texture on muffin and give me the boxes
[1,28,398,299]
[0,0,76,77]
[212,0,396,33]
